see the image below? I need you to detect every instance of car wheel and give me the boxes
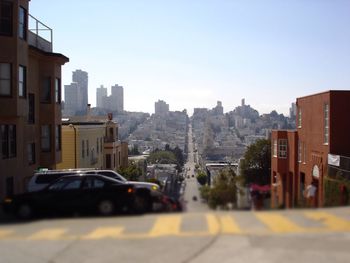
[97,200,115,216]
[134,194,151,214]
[16,204,33,219]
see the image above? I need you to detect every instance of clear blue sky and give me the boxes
[29,0,350,115]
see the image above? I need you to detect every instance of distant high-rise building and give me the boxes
[111,84,124,112]
[96,85,107,108]
[155,100,169,116]
[242,98,245,106]
[289,102,296,119]
[63,69,88,115]
[211,101,223,115]
[64,83,79,116]
[73,69,88,113]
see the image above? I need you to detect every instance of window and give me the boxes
[27,143,35,165]
[100,137,103,152]
[82,140,85,158]
[41,77,51,103]
[96,138,99,154]
[303,143,307,163]
[28,93,34,124]
[0,1,13,36]
[278,139,287,158]
[106,154,111,169]
[82,178,105,189]
[297,107,302,128]
[41,125,51,152]
[18,65,26,97]
[324,103,329,144]
[272,139,277,157]
[1,124,16,159]
[55,78,61,103]
[0,63,11,96]
[55,125,61,151]
[62,179,81,190]
[86,140,89,157]
[18,6,26,40]
[298,141,302,163]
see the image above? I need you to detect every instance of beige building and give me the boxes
[56,116,128,171]
[0,0,68,199]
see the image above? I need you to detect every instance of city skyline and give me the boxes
[30,0,350,115]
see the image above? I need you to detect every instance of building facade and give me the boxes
[0,0,68,199]
[155,100,169,116]
[271,90,350,208]
[56,116,128,172]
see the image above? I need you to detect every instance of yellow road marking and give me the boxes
[0,229,14,238]
[304,211,350,231]
[27,228,69,240]
[219,215,243,234]
[148,215,181,237]
[255,212,305,233]
[83,226,124,240]
[206,214,220,234]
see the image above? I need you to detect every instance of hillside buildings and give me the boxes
[0,0,68,199]
[63,69,88,116]
[271,91,350,208]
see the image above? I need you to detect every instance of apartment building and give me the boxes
[271,90,350,208]
[57,115,128,172]
[0,0,68,199]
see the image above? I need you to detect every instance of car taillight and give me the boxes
[127,188,134,194]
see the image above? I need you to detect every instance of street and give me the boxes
[1,208,350,262]
[183,123,209,212]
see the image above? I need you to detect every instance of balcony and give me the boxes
[28,14,52,52]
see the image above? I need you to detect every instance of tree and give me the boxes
[147,150,177,164]
[196,170,208,185]
[240,139,271,186]
[208,168,239,209]
[118,163,142,181]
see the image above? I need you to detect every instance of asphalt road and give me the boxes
[183,123,209,212]
[1,208,350,263]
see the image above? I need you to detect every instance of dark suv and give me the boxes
[4,174,152,218]
[27,169,163,213]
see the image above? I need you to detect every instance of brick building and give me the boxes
[271,90,350,208]
[0,0,68,199]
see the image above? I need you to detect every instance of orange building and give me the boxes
[271,90,350,208]
[0,0,68,199]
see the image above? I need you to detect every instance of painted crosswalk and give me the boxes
[1,210,350,240]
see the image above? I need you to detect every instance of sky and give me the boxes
[29,0,350,116]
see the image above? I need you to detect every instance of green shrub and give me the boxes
[324,177,350,207]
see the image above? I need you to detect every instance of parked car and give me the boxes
[27,169,163,213]
[4,174,162,219]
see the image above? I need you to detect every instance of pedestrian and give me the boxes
[305,180,317,207]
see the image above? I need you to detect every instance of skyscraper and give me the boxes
[111,84,124,112]
[63,69,88,115]
[64,83,78,115]
[96,85,107,108]
[72,69,88,114]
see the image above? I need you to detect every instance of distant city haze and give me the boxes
[30,0,350,115]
